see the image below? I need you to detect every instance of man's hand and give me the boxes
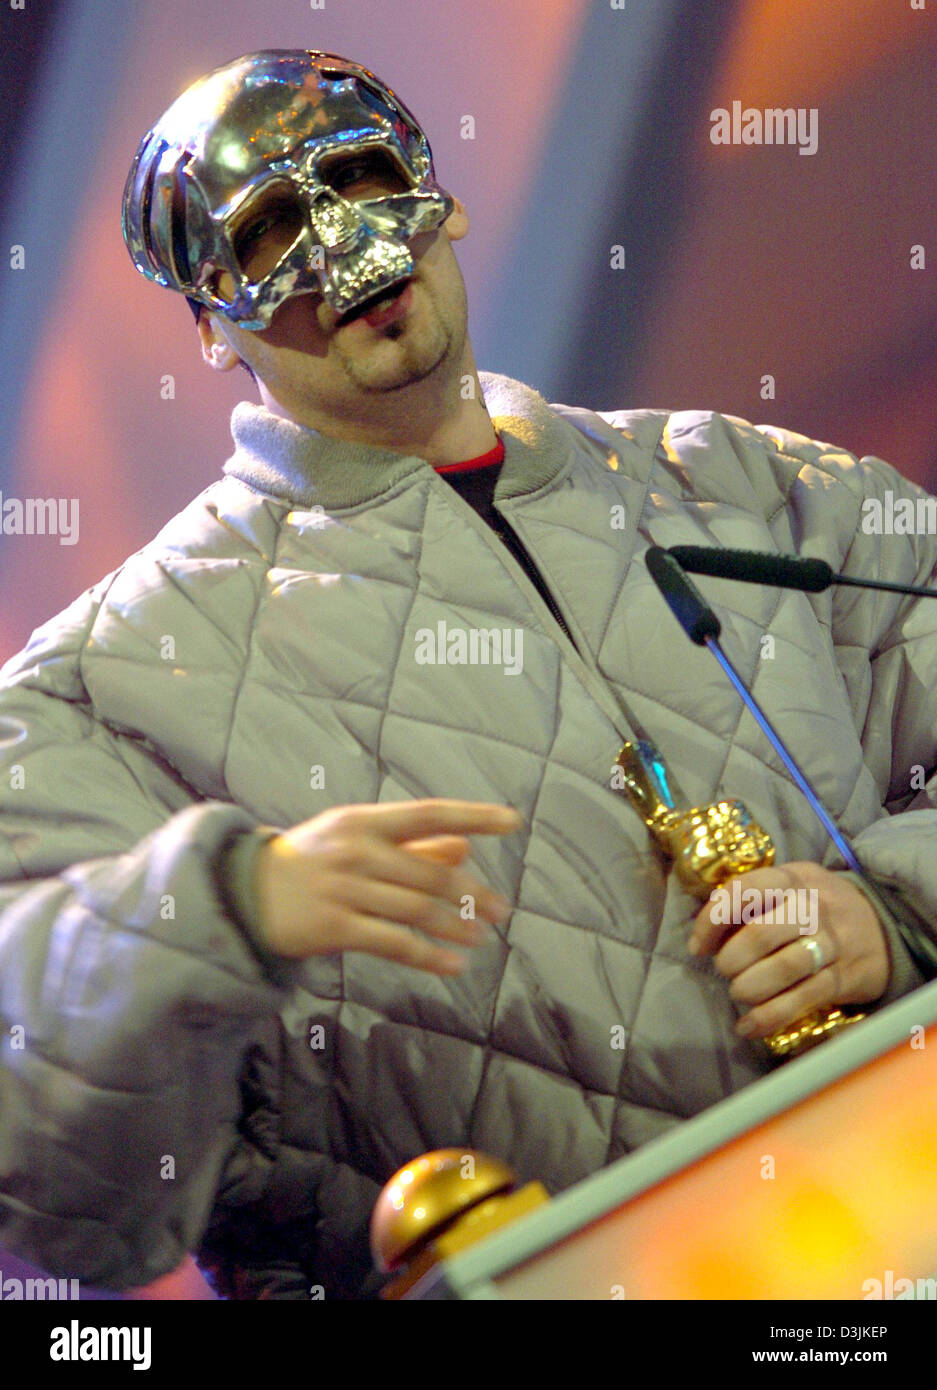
[687,862,891,1039]
[253,799,522,974]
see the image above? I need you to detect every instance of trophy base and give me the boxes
[764,1007,865,1059]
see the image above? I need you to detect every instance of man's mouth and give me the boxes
[335,279,412,328]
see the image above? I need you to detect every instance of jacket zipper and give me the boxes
[427,471,638,744]
[532,569,575,646]
[485,512,577,648]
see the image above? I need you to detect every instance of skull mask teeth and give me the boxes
[122,51,455,329]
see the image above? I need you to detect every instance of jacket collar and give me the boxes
[222,371,578,510]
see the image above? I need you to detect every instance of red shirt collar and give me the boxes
[434,436,505,475]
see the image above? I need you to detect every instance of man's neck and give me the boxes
[258,367,498,468]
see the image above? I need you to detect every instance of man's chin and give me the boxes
[334,320,453,394]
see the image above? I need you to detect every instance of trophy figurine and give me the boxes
[614,739,865,1059]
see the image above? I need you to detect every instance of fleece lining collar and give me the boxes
[222,371,579,510]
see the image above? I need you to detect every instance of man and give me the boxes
[1,49,937,1301]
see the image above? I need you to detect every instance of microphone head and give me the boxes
[667,546,832,593]
[645,547,721,645]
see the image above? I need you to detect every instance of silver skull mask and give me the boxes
[122,50,455,328]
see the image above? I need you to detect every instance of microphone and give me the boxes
[667,545,937,600]
[644,547,863,873]
[643,547,721,644]
[645,546,937,982]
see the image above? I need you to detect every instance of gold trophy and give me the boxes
[614,739,864,1059]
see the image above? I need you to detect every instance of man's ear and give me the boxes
[196,309,242,372]
[444,195,469,242]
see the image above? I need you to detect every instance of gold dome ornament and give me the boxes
[370,1149,550,1299]
[614,740,864,1059]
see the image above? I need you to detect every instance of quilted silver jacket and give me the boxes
[1,371,935,1299]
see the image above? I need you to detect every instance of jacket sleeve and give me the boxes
[746,419,937,992]
[0,572,299,1291]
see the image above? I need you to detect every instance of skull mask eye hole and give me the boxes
[318,147,412,201]
[231,185,306,280]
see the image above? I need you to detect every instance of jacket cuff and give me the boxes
[838,870,927,1008]
[211,827,301,990]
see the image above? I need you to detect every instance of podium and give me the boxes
[400,979,937,1299]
